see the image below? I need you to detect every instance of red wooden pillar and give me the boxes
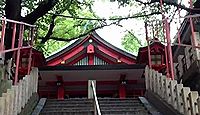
[119,74,126,99]
[119,84,126,99]
[57,85,65,100]
[56,76,65,100]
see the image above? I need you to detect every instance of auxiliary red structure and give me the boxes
[0,18,45,85]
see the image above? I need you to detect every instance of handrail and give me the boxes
[0,17,36,27]
[91,81,102,115]
[0,17,35,85]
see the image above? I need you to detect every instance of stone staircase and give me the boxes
[39,98,94,115]
[99,98,150,115]
[39,98,151,115]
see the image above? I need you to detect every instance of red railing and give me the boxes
[0,17,35,85]
[144,0,200,80]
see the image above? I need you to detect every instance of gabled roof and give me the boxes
[137,41,165,63]
[46,31,136,65]
[92,32,136,59]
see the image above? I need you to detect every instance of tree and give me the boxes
[36,8,99,56]
[1,0,97,58]
[119,0,200,55]
[121,31,141,53]
[1,0,200,59]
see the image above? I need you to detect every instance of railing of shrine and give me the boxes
[174,32,200,80]
[0,17,35,85]
[145,66,200,115]
[0,68,38,115]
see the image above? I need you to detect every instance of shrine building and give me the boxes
[36,31,166,99]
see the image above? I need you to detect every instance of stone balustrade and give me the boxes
[0,68,38,115]
[174,45,200,80]
[145,66,200,115]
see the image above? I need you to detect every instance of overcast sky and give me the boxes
[92,0,189,55]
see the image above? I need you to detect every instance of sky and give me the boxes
[92,0,189,55]
[93,1,145,51]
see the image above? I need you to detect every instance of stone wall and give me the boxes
[19,93,39,115]
[0,68,38,115]
[0,80,12,97]
[145,66,200,115]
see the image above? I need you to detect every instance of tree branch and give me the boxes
[41,14,57,43]
[48,11,161,21]
[135,0,200,14]
[38,21,120,42]
[21,0,59,24]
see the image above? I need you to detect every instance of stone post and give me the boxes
[173,63,179,80]
[157,73,162,96]
[149,69,153,91]
[169,80,177,106]
[88,80,96,99]
[24,75,29,104]
[17,80,22,114]
[161,76,166,99]
[182,87,191,115]
[2,92,10,115]
[7,88,14,115]
[175,84,184,114]
[189,91,199,115]
[192,32,200,60]
[0,97,5,115]
[33,68,38,93]
[164,78,171,103]
[145,66,149,90]
[177,55,184,77]
[12,86,18,115]
[22,77,26,108]
[185,46,192,69]
[153,71,158,93]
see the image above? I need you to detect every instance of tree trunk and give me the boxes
[4,0,21,60]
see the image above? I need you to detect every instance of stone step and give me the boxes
[45,102,93,105]
[40,99,94,114]
[98,98,138,100]
[46,100,92,103]
[100,106,145,110]
[43,106,93,111]
[40,98,149,115]
[46,98,92,101]
[99,100,141,103]
[102,113,150,115]
[40,110,94,115]
[98,99,140,102]
[43,104,93,108]
[99,103,144,107]
[101,109,149,114]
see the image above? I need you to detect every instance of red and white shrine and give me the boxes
[37,32,166,99]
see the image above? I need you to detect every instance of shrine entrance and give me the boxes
[38,64,145,99]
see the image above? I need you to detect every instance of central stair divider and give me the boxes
[90,80,102,115]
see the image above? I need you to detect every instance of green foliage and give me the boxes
[41,40,68,57]
[0,0,5,16]
[1,0,183,58]
[35,2,98,57]
[0,0,97,57]
[121,32,141,53]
